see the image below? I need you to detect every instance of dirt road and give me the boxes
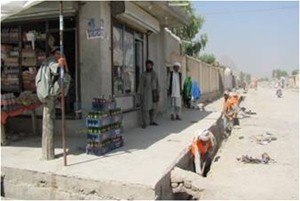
[203,87,299,200]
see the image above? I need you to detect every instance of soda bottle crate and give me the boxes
[87,131,111,142]
[109,137,124,150]
[110,128,122,138]
[86,138,124,156]
[87,128,122,142]
[85,116,111,128]
[92,102,117,112]
[111,114,123,124]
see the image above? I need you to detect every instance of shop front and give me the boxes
[1,1,188,136]
[1,1,79,117]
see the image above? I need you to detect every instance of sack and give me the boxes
[36,59,71,103]
[152,89,159,103]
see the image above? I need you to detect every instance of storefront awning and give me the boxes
[1,0,43,22]
[111,1,160,33]
[111,1,189,33]
[1,1,77,23]
[134,1,189,27]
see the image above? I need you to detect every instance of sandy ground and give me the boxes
[202,87,299,200]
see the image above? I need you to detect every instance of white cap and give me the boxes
[197,129,211,142]
[173,62,181,68]
[230,92,238,97]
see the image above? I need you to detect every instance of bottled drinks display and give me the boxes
[86,95,124,156]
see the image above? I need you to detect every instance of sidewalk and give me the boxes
[1,97,223,200]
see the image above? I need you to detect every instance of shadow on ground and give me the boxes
[3,108,213,164]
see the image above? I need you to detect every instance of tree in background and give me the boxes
[291,69,299,75]
[171,1,207,57]
[239,71,245,83]
[199,53,216,64]
[245,73,252,84]
[272,69,288,79]
[258,77,269,82]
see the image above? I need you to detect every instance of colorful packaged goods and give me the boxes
[1,93,19,111]
[86,95,124,156]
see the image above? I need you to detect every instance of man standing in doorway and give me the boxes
[139,60,160,129]
[168,62,182,120]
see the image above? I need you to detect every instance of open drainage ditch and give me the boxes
[170,116,226,200]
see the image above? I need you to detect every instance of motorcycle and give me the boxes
[276,88,282,98]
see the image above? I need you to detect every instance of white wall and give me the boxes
[186,55,224,101]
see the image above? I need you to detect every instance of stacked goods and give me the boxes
[1,44,13,59]
[22,67,37,91]
[86,96,124,156]
[1,93,19,111]
[16,91,40,106]
[21,48,37,66]
[1,28,19,43]
[1,66,20,92]
[1,42,21,92]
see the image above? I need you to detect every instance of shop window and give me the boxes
[113,23,144,98]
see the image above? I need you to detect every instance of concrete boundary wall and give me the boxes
[186,55,224,102]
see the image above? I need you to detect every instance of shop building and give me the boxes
[1,1,189,135]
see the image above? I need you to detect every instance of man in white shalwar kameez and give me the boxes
[168,62,182,120]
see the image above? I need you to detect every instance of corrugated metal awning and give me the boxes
[1,1,77,23]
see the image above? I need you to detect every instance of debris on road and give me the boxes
[238,136,244,139]
[170,167,211,200]
[240,107,257,115]
[214,156,221,162]
[237,153,275,164]
[250,132,277,145]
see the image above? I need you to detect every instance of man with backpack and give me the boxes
[35,47,70,160]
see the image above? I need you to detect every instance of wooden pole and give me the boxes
[60,1,67,166]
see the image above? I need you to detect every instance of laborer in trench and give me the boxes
[230,91,240,126]
[139,60,160,129]
[222,90,234,138]
[191,130,216,176]
[168,62,182,120]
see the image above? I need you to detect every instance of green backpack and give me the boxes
[35,57,71,103]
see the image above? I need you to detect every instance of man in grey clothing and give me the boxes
[139,60,159,129]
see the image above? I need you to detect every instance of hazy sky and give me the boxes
[192,1,299,78]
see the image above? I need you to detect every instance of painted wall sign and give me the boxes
[86,18,105,40]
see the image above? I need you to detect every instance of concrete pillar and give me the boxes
[79,1,111,113]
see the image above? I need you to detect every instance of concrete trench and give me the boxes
[155,116,225,200]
